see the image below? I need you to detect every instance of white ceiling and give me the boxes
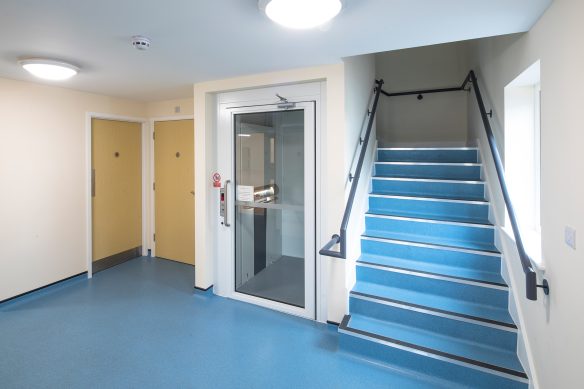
[0,0,551,101]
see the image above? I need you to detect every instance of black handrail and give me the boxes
[462,71,548,301]
[372,70,549,301]
[381,86,462,98]
[319,79,384,258]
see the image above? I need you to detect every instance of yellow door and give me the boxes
[154,120,195,265]
[92,119,142,262]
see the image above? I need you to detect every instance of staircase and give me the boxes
[339,147,528,388]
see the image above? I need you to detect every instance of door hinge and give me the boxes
[153,131,155,140]
[153,182,155,190]
[153,233,156,242]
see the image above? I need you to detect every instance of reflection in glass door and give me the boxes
[234,109,307,308]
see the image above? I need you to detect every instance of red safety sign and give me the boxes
[212,172,221,188]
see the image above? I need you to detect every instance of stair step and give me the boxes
[365,214,497,252]
[361,237,501,277]
[350,291,516,333]
[356,262,508,308]
[348,313,523,374]
[341,315,527,387]
[358,254,505,286]
[351,281,514,326]
[375,162,481,180]
[378,148,479,163]
[369,194,490,224]
[372,177,485,200]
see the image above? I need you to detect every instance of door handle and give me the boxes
[224,180,231,227]
[91,169,96,197]
[190,190,195,196]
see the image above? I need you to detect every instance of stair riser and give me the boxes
[369,196,489,224]
[356,265,508,308]
[340,332,526,389]
[375,163,481,180]
[378,149,479,163]
[365,216,495,247]
[361,239,501,274]
[349,297,517,352]
[372,179,485,200]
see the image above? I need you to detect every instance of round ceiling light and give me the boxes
[18,58,79,81]
[262,0,342,30]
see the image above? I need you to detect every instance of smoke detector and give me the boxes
[131,35,151,51]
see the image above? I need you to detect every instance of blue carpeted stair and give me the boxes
[339,147,528,388]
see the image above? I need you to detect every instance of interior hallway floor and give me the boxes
[1,257,446,388]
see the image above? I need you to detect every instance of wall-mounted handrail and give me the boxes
[319,79,384,259]
[462,71,548,301]
[369,70,549,301]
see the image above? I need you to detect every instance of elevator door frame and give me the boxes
[217,101,316,320]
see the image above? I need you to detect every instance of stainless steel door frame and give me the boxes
[216,101,316,319]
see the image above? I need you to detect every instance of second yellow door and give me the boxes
[154,120,195,265]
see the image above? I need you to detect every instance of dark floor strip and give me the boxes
[93,246,142,273]
[0,272,87,305]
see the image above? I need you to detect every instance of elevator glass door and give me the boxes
[234,109,308,308]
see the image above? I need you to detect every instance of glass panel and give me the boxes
[234,110,305,308]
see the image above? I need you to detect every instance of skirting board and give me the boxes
[93,246,142,274]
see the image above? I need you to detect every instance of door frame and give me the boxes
[216,85,321,320]
[85,112,149,278]
[148,115,194,258]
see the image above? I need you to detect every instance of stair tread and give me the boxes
[364,229,499,253]
[367,209,491,225]
[347,314,525,375]
[370,192,487,202]
[370,193,488,203]
[373,176,484,183]
[377,148,479,164]
[375,162,481,165]
[352,281,514,326]
[358,254,506,286]
[374,174,481,180]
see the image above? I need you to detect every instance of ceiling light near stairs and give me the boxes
[18,58,79,81]
[261,0,342,29]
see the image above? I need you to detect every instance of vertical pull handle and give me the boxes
[91,169,96,197]
[224,180,231,227]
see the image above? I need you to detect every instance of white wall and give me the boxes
[343,54,376,173]
[341,54,377,316]
[375,41,469,146]
[467,0,584,387]
[147,97,194,118]
[0,77,146,301]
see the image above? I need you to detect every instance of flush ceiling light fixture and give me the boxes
[260,0,343,29]
[18,58,79,81]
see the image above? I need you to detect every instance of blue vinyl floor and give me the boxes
[0,257,444,388]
